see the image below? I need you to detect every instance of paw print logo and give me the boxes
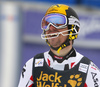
[68,74,82,87]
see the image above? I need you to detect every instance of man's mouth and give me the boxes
[49,33,58,37]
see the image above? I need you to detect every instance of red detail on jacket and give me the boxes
[30,76,34,81]
[54,55,63,59]
[71,62,75,68]
[91,66,96,70]
[29,84,33,87]
[84,83,87,87]
[47,58,50,66]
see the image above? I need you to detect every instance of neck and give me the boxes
[50,41,73,57]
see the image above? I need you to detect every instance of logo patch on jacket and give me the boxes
[78,63,89,73]
[36,71,83,87]
[35,59,44,67]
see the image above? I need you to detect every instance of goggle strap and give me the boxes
[68,17,80,27]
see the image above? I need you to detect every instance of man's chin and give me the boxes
[51,45,60,48]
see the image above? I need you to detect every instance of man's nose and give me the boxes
[49,25,57,31]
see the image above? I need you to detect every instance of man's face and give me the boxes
[45,25,68,48]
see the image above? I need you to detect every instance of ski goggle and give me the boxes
[41,13,67,31]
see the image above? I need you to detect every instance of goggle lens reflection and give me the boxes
[41,14,67,31]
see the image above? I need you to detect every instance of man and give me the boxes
[18,4,100,87]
